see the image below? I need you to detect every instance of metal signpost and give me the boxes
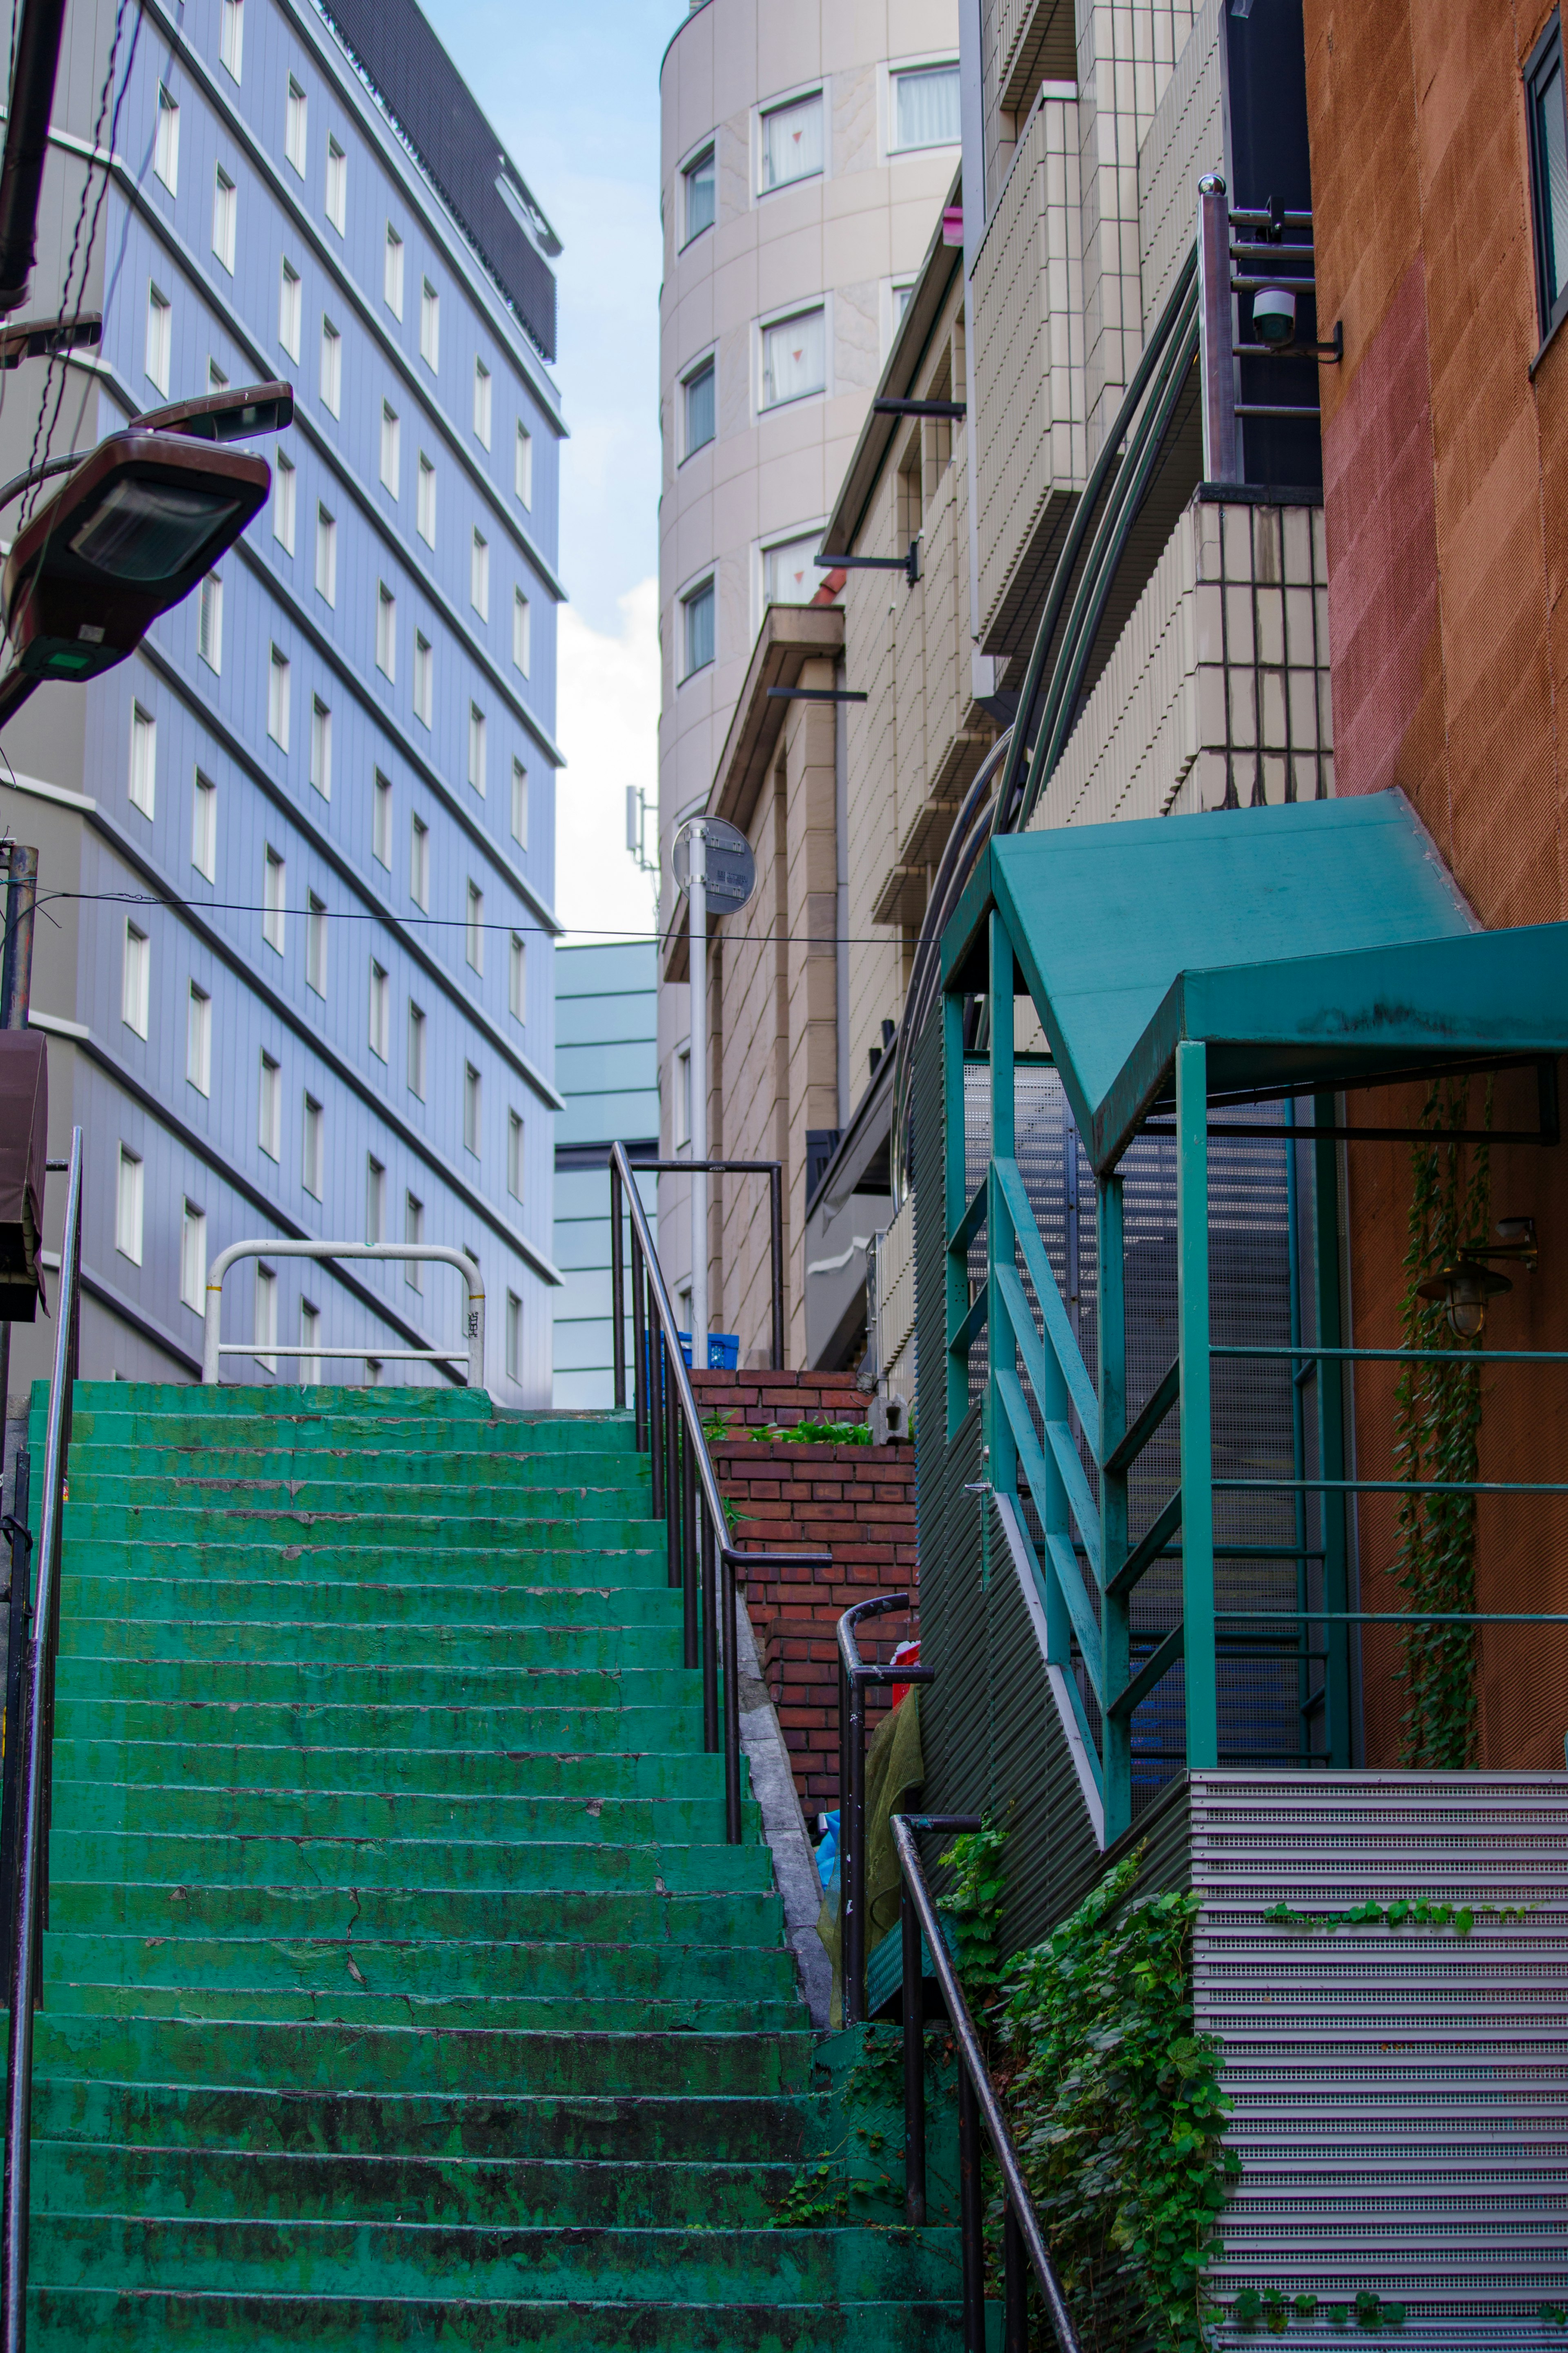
[671,816,755,1357]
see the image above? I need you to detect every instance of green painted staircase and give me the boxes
[13,1380,970,2346]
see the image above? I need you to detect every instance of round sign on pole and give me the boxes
[672,815,756,917]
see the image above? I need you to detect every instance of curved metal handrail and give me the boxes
[893,1813,1082,2353]
[836,1592,933,2024]
[200,1238,485,1388]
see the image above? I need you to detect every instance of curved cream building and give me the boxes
[657,0,959,1343]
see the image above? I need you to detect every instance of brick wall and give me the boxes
[692,1368,917,1820]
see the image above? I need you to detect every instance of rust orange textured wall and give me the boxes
[1305,0,1568,1765]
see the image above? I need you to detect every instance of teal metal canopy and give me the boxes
[942,792,1568,1172]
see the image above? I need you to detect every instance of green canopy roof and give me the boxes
[942,792,1568,1172]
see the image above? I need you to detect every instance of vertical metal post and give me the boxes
[630,1234,647,1450]
[610,1156,626,1410]
[1176,1041,1218,1767]
[1283,1102,1312,1760]
[958,2061,985,2352]
[1003,2196,1028,2352]
[689,824,709,1350]
[837,1652,850,1976]
[1313,1092,1354,1767]
[768,1164,784,1370]
[0,847,38,1033]
[0,1450,30,1965]
[666,1381,684,1593]
[902,1878,927,2225]
[988,912,1016,1506]
[700,1507,719,1755]
[682,1424,699,1670]
[844,1663,868,2024]
[944,984,969,1437]
[1098,1173,1131,1842]
[1197,183,1239,483]
[649,1329,666,1520]
[721,1547,742,1844]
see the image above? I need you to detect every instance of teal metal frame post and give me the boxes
[1312,1091,1354,1766]
[988,913,1017,1505]
[1176,1040,1218,1767]
[1097,1174,1131,1842]
[944,986,970,1438]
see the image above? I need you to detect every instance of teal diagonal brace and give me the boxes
[950,1280,988,1362]
[995,1158,1100,1456]
[1045,1420,1102,1586]
[1103,1358,1180,1478]
[997,1368,1103,1699]
[1044,1532,1105,1699]
[1106,1490,1183,1601]
[948,1176,988,1259]
[1107,1623,1185,1722]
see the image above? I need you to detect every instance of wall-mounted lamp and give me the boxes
[1416,1216,1538,1340]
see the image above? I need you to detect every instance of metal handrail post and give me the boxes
[610,1155,626,1409]
[682,1425,699,1670]
[2,1125,82,2353]
[630,1232,647,1450]
[700,1505,719,1754]
[649,1326,665,1521]
[958,2062,984,2351]
[0,1452,29,1966]
[202,1238,486,1388]
[1003,2200,1028,2353]
[836,1593,934,2023]
[665,1372,682,1594]
[901,1882,926,2225]
[722,1547,742,1842]
[769,1164,784,1369]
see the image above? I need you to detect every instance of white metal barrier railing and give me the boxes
[201,1240,484,1388]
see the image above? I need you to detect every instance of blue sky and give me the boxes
[432,0,684,935]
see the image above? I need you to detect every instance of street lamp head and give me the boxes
[1,428,270,693]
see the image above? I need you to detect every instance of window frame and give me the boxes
[310,695,332,798]
[145,281,172,393]
[192,769,217,881]
[325,134,347,233]
[680,575,716,682]
[758,87,824,195]
[306,892,328,996]
[681,141,716,245]
[759,301,828,413]
[384,222,405,317]
[263,845,287,954]
[887,58,961,155]
[682,352,716,460]
[187,981,212,1094]
[121,920,150,1039]
[155,85,180,193]
[212,163,237,271]
[1526,13,1568,350]
[285,74,307,176]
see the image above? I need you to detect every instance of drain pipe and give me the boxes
[834,655,849,1127]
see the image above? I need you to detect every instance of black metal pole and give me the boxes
[700,1508,718,1755]
[649,1326,665,1519]
[846,1664,867,2024]
[1004,2196,1028,2352]
[958,2060,985,2353]
[682,1421,698,1670]
[666,1372,683,1594]
[769,1164,784,1369]
[0,0,68,315]
[610,1155,626,1410]
[902,1878,926,2225]
[721,1547,741,1844]
[0,1449,30,1966]
[837,1653,850,2001]
[630,1234,647,1451]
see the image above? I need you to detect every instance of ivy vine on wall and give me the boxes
[1391,1075,1494,1768]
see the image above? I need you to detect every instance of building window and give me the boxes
[219,0,243,82]
[258,1051,281,1158]
[413,633,432,727]
[468,704,487,796]
[1529,18,1568,342]
[891,62,960,151]
[145,283,171,393]
[509,932,526,1022]
[285,75,307,174]
[511,758,528,847]
[471,530,490,619]
[121,922,149,1038]
[419,277,439,369]
[273,449,296,551]
[893,279,915,325]
[760,91,822,190]
[263,845,286,952]
[209,357,229,392]
[299,1299,318,1382]
[319,317,341,415]
[674,1042,692,1148]
[463,1064,481,1155]
[254,1262,276,1373]
[187,981,211,1093]
[684,356,715,456]
[309,697,331,797]
[507,1108,524,1200]
[376,583,396,679]
[197,570,223,670]
[682,578,715,678]
[683,143,715,241]
[129,703,156,816]
[505,1289,521,1382]
[473,357,492,446]
[302,1094,323,1198]
[180,1201,206,1312]
[380,401,399,494]
[511,588,531,677]
[466,879,484,969]
[416,452,436,544]
[192,769,216,881]
[306,893,327,996]
[267,645,290,749]
[314,502,336,603]
[409,813,429,908]
[373,770,392,867]
[384,222,404,315]
[155,85,179,192]
[279,259,301,359]
[761,305,826,408]
[365,1154,385,1244]
[325,134,346,232]
[116,1146,144,1265]
[212,165,237,271]
[368,957,389,1058]
[515,421,532,506]
[764,533,829,605]
[405,1191,424,1289]
[407,1000,426,1097]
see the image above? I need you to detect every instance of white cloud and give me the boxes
[554,576,661,940]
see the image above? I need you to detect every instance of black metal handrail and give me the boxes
[893,1812,1082,2353]
[2,1124,82,2349]
[606,1140,829,1841]
[614,1157,784,1372]
[837,1592,932,2023]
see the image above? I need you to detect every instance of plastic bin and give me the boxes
[676,1331,740,1372]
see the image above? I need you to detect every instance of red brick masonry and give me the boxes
[690,1369,917,1819]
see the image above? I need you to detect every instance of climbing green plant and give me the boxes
[1264,1896,1532,1937]
[1391,1075,1493,1769]
[938,1822,1011,2016]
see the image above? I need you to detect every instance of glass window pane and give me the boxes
[684,581,714,676]
[685,361,715,453]
[1540,60,1568,308]
[685,148,715,240]
[765,534,829,605]
[762,94,822,190]
[893,65,960,152]
[761,307,825,408]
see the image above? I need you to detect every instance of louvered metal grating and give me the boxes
[1194,1771,1568,2345]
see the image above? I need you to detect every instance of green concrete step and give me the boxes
[68,1474,655,1517]
[52,1781,748,1847]
[61,1575,683,1629]
[46,1984,806,2032]
[50,1740,732,1803]
[54,1697,713,1751]
[62,1504,666,1550]
[58,1657,699,1708]
[44,1883,784,1949]
[47,1829,773,1896]
[68,1445,648,1489]
[60,1541,670,1589]
[60,1618,684,1674]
